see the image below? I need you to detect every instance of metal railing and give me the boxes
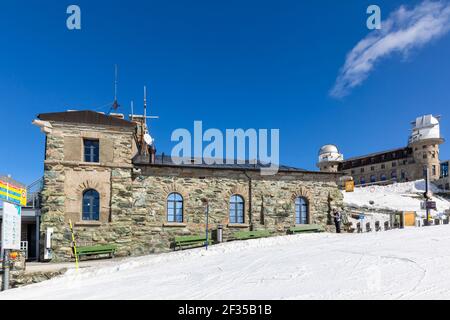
[355,178,399,188]
[26,177,44,208]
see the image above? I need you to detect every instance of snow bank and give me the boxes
[3,225,450,299]
[343,180,450,215]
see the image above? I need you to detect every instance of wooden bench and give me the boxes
[174,235,212,250]
[75,244,117,260]
[356,222,363,233]
[288,224,324,234]
[233,230,272,240]
[375,221,382,232]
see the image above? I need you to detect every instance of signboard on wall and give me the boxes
[1,201,22,250]
[426,201,437,210]
[345,180,355,193]
[0,178,27,206]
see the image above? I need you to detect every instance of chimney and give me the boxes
[109,113,124,120]
[129,115,145,137]
[149,145,156,164]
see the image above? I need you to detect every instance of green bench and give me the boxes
[288,224,324,234]
[75,244,117,260]
[174,235,212,251]
[233,230,272,240]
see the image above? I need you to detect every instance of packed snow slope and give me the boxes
[343,180,450,214]
[3,225,450,300]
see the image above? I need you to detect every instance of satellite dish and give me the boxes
[144,133,153,146]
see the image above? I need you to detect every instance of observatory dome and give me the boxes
[408,114,441,145]
[318,144,339,156]
[318,144,344,163]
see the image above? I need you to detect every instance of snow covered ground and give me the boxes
[2,225,450,300]
[343,180,450,216]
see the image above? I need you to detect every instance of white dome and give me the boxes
[318,144,344,163]
[409,114,441,144]
[319,144,339,156]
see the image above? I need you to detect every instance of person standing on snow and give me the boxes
[333,210,342,233]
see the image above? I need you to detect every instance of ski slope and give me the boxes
[2,225,450,300]
[343,180,450,215]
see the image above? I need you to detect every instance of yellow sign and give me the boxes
[345,180,355,192]
[0,179,27,206]
[404,212,416,226]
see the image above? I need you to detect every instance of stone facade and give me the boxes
[36,111,343,262]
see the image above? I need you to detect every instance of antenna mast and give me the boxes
[139,85,159,156]
[111,64,120,112]
[141,86,149,156]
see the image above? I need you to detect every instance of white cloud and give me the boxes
[330,0,450,99]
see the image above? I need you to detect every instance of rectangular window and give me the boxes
[371,166,375,171]
[401,171,406,180]
[392,162,397,167]
[360,168,365,173]
[381,164,385,169]
[432,165,437,176]
[84,139,99,163]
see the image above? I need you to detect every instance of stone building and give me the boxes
[317,115,444,185]
[33,110,343,262]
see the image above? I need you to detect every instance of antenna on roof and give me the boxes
[138,85,159,156]
[143,85,147,128]
[109,64,120,114]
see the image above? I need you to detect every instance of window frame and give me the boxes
[295,197,309,225]
[83,139,100,163]
[229,195,245,224]
[167,193,184,223]
[82,189,100,221]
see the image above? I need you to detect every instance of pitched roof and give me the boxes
[37,110,135,128]
[343,147,410,162]
[133,154,335,174]
[340,147,412,170]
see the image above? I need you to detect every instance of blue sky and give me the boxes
[1,0,450,184]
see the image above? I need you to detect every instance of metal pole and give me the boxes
[69,220,79,270]
[425,167,430,226]
[1,249,10,291]
[205,202,209,250]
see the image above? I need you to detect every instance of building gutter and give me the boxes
[243,170,253,231]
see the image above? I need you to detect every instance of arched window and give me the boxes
[295,197,309,225]
[380,174,387,181]
[229,195,244,224]
[391,170,397,180]
[370,175,376,183]
[167,193,183,223]
[360,177,366,185]
[82,189,100,221]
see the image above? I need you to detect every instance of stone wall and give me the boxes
[39,123,135,261]
[39,122,344,262]
[42,164,343,261]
